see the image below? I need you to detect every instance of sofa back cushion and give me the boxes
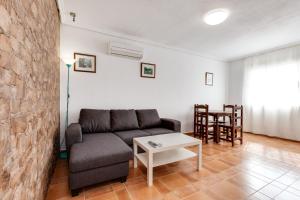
[111,109,139,131]
[79,109,111,133]
[136,109,161,129]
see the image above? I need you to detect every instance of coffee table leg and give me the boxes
[133,142,137,168]
[197,143,202,170]
[147,151,153,186]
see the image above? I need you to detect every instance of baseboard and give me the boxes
[245,132,300,143]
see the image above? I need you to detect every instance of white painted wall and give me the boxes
[60,24,228,146]
[228,59,244,105]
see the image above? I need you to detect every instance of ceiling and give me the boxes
[59,0,300,61]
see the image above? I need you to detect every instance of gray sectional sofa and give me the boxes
[65,109,181,196]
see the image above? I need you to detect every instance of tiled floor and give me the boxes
[46,133,300,200]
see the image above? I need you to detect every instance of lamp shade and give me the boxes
[62,58,76,65]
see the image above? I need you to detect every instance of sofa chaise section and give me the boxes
[69,133,131,193]
[66,109,132,196]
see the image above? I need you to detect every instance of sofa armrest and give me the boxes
[66,123,83,150]
[161,118,181,132]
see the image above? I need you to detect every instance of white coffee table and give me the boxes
[133,133,202,186]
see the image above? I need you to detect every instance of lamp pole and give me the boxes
[66,64,72,129]
[60,58,75,158]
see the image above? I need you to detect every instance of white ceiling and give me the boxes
[59,0,300,61]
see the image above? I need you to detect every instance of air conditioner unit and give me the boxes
[108,41,143,60]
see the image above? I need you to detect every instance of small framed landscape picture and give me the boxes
[205,72,213,86]
[141,63,156,78]
[74,53,96,73]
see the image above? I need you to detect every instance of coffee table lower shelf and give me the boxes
[135,148,196,167]
[133,133,202,186]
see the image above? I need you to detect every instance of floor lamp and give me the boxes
[61,58,76,158]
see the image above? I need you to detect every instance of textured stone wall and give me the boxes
[0,0,60,199]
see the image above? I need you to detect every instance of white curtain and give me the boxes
[242,45,300,141]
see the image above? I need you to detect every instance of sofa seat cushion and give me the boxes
[69,133,132,173]
[114,130,150,145]
[111,110,139,131]
[143,128,174,136]
[136,109,161,129]
[79,109,111,133]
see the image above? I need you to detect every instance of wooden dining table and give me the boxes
[196,110,233,143]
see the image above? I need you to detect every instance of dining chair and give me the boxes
[194,104,216,144]
[219,104,234,139]
[219,105,243,146]
[194,104,200,138]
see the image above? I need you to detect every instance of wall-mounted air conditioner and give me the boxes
[108,41,143,60]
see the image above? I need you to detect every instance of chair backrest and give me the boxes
[223,104,243,127]
[194,104,209,125]
[223,104,234,124]
[233,105,243,127]
[223,104,234,112]
[195,104,209,113]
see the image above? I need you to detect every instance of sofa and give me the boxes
[65,109,181,195]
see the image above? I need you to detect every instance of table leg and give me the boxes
[147,151,153,186]
[197,143,202,170]
[133,142,137,168]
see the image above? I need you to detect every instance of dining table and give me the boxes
[196,110,233,143]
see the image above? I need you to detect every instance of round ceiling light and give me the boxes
[203,8,230,25]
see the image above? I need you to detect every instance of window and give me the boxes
[244,61,300,109]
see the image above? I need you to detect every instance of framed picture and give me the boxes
[141,63,156,78]
[74,53,96,73]
[205,72,213,86]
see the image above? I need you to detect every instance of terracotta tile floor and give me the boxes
[46,133,300,200]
